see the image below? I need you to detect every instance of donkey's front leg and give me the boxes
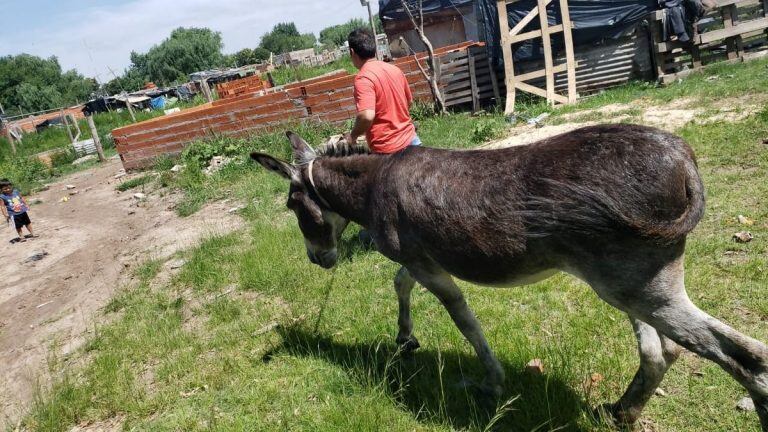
[409,266,504,397]
[394,267,420,352]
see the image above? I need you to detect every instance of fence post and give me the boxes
[122,93,137,123]
[2,120,16,155]
[61,109,75,143]
[86,115,106,162]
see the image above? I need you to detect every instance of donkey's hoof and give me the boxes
[594,403,639,428]
[396,335,421,353]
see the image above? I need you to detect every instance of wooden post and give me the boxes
[559,0,577,103]
[86,115,106,162]
[199,79,214,103]
[537,0,555,105]
[723,5,741,60]
[487,56,501,104]
[2,120,16,155]
[61,109,75,143]
[123,93,137,123]
[497,0,516,114]
[468,50,480,112]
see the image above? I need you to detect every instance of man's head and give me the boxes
[348,28,376,69]
[0,179,12,194]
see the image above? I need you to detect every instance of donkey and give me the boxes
[251,124,768,429]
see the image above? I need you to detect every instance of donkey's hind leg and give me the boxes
[604,318,681,425]
[618,254,768,431]
[394,266,420,352]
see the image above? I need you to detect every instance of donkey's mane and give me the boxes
[294,140,370,165]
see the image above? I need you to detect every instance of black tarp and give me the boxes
[380,0,658,62]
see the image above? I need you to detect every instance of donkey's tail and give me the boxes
[639,154,706,242]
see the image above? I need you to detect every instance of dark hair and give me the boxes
[0,178,11,188]
[347,28,376,60]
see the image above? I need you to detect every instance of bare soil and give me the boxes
[0,159,243,428]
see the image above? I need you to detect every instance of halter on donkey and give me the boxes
[252,124,768,430]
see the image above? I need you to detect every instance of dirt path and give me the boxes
[0,159,243,427]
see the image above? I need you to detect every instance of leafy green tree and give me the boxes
[0,54,96,115]
[259,22,316,54]
[320,18,366,47]
[233,47,271,66]
[142,27,225,85]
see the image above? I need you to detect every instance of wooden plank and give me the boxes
[699,16,768,43]
[510,24,564,43]
[487,57,501,102]
[468,50,480,112]
[509,4,541,36]
[537,0,556,104]
[514,81,568,104]
[560,0,577,103]
[497,0,516,114]
[514,63,568,81]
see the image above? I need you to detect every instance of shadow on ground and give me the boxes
[267,325,594,431]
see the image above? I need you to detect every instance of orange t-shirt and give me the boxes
[354,60,416,154]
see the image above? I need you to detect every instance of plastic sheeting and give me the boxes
[381,0,658,62]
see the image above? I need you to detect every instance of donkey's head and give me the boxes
[251,131,349,269]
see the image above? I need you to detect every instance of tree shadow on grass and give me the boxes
[267,325,594,431]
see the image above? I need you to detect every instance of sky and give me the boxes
[0,0,379,83]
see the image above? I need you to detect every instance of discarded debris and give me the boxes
[526,358,545,374]
[705,75,719,81]
[170,164,184,172]
[65,184,76,190]
[68,190,79,196]
[655,388,668,397]
[36,301,53,309]
[527,113,550,126]
[23,251,49,264]
[737,396,755,411]
[133,193,146,200]
[59,197,70,203]
[737,215,754,226]
[204,156,232,175]
[733,231,753,243]
[227,206,244,214]
[114,172,126,179]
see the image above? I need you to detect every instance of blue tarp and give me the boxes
[150,96,166,110]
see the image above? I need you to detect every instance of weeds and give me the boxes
[115,175,153,192]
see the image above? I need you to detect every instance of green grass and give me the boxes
[115,174,154,192]
[21,57,768,431]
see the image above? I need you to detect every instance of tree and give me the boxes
[320,18,366,47]
[0,54,97,115]
[259,22,316,54]
[233,47,271,67]
[142,27,225,85]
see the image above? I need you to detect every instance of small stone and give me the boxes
[170,164,184,172]
[114,173,126,179]
[733,231,753,243]
[167,258,186,270]
[736,396,755,411]
[68,190,79,196]
[227,206,243,214]
[65,184,76,190]
[526,358,545,374]
[127,210,136,215]
[655,388,668,397]
[133,193,146,200]
[23,251,49,263]
[737,215,754,226]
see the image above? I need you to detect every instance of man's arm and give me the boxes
[348,109,374,144]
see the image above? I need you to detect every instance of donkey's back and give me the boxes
[371,124,705,284]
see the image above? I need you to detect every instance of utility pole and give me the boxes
[122,92,137,123]
[360,0,381,60]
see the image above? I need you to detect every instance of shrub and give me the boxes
[471,119,503,144]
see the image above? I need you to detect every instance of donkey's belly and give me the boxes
[453,267,559,288]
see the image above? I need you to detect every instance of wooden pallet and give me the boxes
[497,0,577,114]
[650,0,768,83]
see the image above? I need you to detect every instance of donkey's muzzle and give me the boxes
[307,248,338,269]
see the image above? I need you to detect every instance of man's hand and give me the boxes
[348,109,375,145]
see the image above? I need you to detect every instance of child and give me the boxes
[0,179,36,243]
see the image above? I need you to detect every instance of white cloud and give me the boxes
[3,0,378,83]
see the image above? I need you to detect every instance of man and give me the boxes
[346,28,421,152]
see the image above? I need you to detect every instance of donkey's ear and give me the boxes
[251,152,296,180]
[286,131,315,163]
